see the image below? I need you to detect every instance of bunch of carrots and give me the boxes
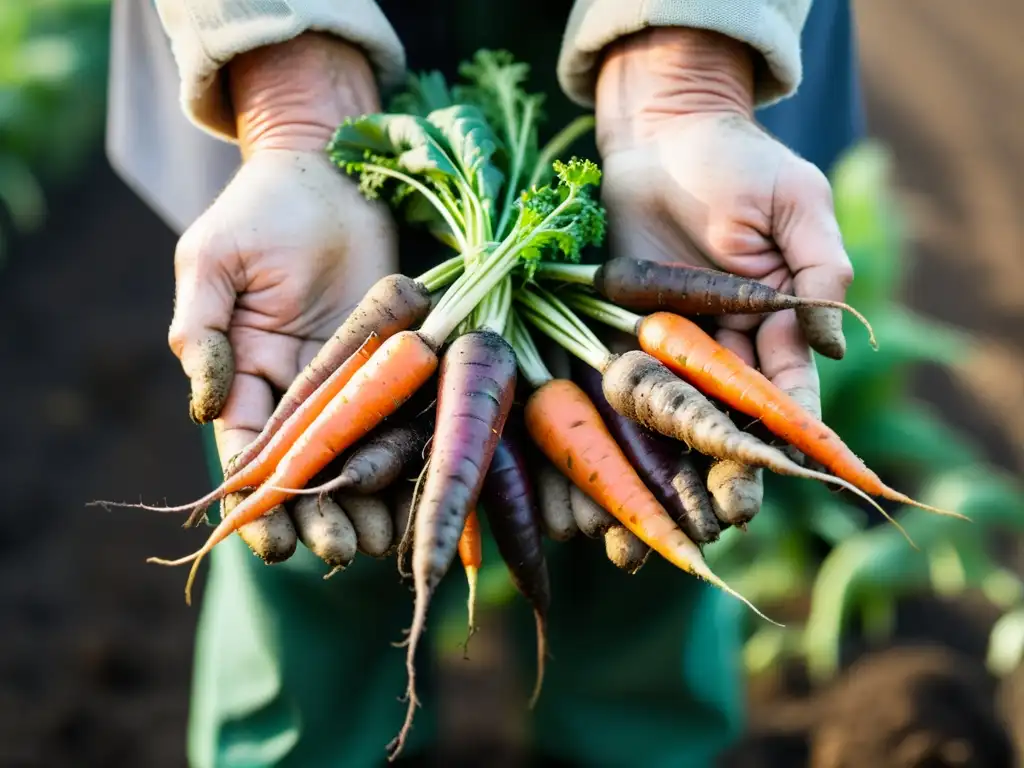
[97,51,968,761]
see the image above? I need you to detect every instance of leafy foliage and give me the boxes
[327,51,601,267]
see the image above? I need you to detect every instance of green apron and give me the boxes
[186,2,864,765]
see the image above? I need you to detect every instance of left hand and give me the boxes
[594,27,854,413]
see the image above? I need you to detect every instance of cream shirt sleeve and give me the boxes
[558,0,812,108]
[154,0,407,142]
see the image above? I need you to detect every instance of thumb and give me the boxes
[773,158,855,360]
[168,222,238,424]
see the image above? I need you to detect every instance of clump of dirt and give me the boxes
[810,645,1014,768]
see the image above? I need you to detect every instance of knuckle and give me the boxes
[835,259,855,288]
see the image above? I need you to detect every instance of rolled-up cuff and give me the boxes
[557,0,811,109]
[154,0,406,142]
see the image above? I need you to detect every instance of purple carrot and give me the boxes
[390,329,518,761]
[480,433,551,708]
[573,360,720,544]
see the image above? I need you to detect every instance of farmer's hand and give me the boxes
[168,33,398,469]
[595,28,854,417]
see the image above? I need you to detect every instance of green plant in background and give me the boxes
[0,0,111,260]
[705,140,1024,685]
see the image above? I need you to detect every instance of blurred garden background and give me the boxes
[0,1,1021,766]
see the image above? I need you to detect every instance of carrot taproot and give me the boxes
[479,433,551,709]
[539,258,875,349]
[601,350,917,540]
[573,359,720,543]
[457,508,483,653]
[225,274,432,476]
[636,312,967,520]
[523,378,776,623]
[90,332,382,526]
[147,329,439,605]
[392,329,518,760]
[270,418,432,498]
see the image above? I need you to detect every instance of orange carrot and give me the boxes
[523,378,776,624]
[637,312,966,520]
[148,330,440,604]
[90,333,382,526]
[458,508,482,654]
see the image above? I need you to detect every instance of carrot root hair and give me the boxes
[789,464,920,549]
[146,548,207,606]
[527,608,548,710]
[691,559,783,628]
[388,593,429,762]
[85,490,220,517]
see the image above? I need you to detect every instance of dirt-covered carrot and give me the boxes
[291,494,358,575]
[273,419,433,498]
[457,508,483,650]
[535,257,875,349]
[523,377,774,622]
[92,334,382,526]
[604,526,650,574]
[396,329,518,757]
[706,460,763,527]
[147,329,440,605]
[573,360,720,543]
[634,312,966,520]
[225,272,440,477]
[479,433,551,708]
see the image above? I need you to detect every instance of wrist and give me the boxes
[595,27,755,151]
[229,32,380,157]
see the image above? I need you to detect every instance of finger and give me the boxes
[212,372,275,471]
[168,222,238,424]
[223,489,297,565]
[773,159,855,359]
[754,309,821,415]
[230,326,305,393]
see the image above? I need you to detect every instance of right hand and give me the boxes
[168,34,397,558]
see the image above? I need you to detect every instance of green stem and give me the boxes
[562,290,642,335]
[361,163,468,252]
[476,276,512,334]
[508,311,552,388]
[416,255,464,292]
[419,185,588,348]
[527,115,596,190]
[514,289,611,372]
[533,262,599,285]
[419,241,518,346]
[532,285,608,353]
[495,96,539,240]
